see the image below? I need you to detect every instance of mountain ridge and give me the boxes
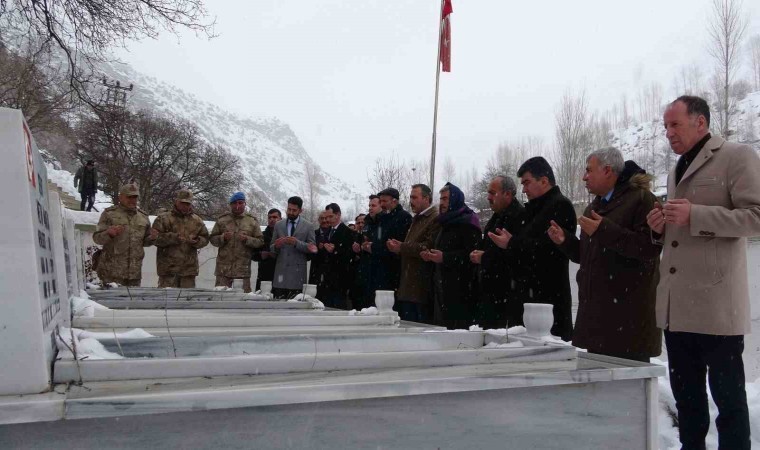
[97,60,360,212]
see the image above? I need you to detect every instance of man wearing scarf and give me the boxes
[549,149,661,362]
[422,183,481,329]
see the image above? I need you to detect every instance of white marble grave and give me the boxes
[0,108,65,395]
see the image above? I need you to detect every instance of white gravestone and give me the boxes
[68,218,84,291]
[0,108,64,395]
[48,192,72,327]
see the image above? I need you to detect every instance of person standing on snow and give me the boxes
[74,160,98,211]
[647,96,760,450]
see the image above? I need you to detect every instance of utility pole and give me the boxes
[98,77,135,200]
[101,77,134,110]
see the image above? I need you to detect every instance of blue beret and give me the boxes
[229,192,246,203]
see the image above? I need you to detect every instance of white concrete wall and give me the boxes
[76,224,261,289]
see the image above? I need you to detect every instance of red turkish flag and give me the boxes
[440,0,452,72]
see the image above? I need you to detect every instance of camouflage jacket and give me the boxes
[92,205,153,281]
[210,212,264,277]
[152,207,210,277]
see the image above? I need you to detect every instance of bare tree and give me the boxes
[366,154,426,210]
[74,108,241,218]
[409,158,430,191]
[461,166,479,204]
[677,63,705,96]
[707,0,748,139]
[352,193,364,218]
[441,155,457,186]
[0,41,72,132]
[470,138,540,213]
[553,90,591,202]
[750,35,760,90]
[620,94,632,128]
[301,159,322,223]
[0,0,215,103]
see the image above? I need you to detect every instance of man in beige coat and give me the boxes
[647,96,760,450]
[387,184,440,323]
[209,192,264,293]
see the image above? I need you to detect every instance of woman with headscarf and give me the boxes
[421,182,482,329]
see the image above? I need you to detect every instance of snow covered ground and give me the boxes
[44,162,112,211]
[567,241,760,449]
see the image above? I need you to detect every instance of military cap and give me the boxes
[176,189,194,203]
[119,183,139,196]
[229,191,246,203]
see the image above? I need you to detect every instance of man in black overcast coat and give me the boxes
[470,175,525,330]
[488,157,576,341]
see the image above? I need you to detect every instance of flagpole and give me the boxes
[429,0,445,192]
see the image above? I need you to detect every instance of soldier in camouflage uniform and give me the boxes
[209,192,264,292]
[92,183,156,287]
[152,189,210,288]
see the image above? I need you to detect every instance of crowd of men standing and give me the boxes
[90,95,760,449]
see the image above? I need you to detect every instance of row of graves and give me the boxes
[0,108,664,449]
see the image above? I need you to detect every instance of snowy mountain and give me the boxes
[610,90,760,191]
[96,60,360,210]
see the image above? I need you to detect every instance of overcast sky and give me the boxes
[116,0,760,191]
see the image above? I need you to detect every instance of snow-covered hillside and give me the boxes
[610,90,760,191]
[96,60,360,210]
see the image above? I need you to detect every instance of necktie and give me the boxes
[289,220,296,236]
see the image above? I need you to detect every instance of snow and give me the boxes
[540,335,572,346]
[44,162,112,210]
[55,327,120,360]
[655,357,760,449]
[77,328,154,340]
[348,307,379,316]
[287,294,325,310]
[483,341,524,349]
[64,210,101,225]
[71,290,110,317]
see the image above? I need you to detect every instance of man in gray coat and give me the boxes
[647,95,760,450]
[270,196,317,299]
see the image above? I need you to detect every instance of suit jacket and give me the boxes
[253,225,277,282]
[656,136,760,335]
[271,217,316,290]
[370,204,413,291]
[318,223,356,293]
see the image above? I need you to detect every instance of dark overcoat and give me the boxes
[508,186,576,341]
[559,172,662,357]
